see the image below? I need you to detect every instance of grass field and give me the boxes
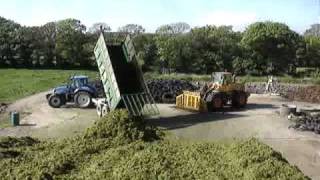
[0,69,98,103]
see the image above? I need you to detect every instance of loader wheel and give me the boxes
[161,92,175,103]
[75,91,92,108]
[48,94,64,108]
[232,91,247,108]
[206,93,223,111]
[212,94,223,110]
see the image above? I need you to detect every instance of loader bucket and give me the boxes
[176,91,207,112]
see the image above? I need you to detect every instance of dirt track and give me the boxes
[0,93,320,179]
[0,91,96,139]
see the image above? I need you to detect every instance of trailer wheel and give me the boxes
[96,105,102,117]
[48,94,64,108]
[75,91,92,108]
[101,105,109,117]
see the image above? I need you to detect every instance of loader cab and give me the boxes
[212,72,233,85]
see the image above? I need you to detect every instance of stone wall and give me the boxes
[0,103,7,114]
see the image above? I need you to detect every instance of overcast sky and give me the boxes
[0,0,319,33]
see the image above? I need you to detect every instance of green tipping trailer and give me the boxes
[93,33,159,117]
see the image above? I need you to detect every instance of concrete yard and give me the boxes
[0,91,97,139]
[150,95,320,179]
[0,93,319,179]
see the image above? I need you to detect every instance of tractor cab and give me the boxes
[211,72,233,85]
[69,75,89,88]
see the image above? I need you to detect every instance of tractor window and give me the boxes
[80,78,88,85]
[73,78,88,88]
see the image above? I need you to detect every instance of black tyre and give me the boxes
[206,93,223,111]
[74,91,92,108]
[48,94,64,108]
[161,92,175,103]
[232,91,247,108]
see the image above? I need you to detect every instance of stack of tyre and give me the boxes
[0,103,7,114]
[146,80,198,103]
[289,112,320,134]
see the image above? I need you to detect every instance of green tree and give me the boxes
[15,26,39,67]
[55,19,87,68]
[241,21,302,74]
[154,34,176,73]
[0,16,21,67]
[133,33,159,71]
[304,35,320,67]
[189,25,242,74]
[89,22,111,34]
[156,22,190,34]
[40,22,57,67]
[118,24,145,34]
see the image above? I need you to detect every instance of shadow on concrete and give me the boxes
[148,103,277,130]
[166,102,277,112]
[18,123,36,127]
[61,103,95,109]
[148,112,246,130]
[238,103,278,111]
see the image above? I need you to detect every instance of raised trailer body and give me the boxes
[93,33,159,117]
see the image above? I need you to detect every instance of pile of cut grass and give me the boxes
[0,110,309,179]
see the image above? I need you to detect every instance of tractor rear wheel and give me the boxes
[48,94,64,108]
[75,91,92,108]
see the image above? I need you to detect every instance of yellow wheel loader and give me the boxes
[176,72,250,112]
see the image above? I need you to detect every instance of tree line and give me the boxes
[1,16,320,75]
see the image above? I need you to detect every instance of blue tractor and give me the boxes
[46,75,98,108]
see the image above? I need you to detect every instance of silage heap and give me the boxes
[0,110,309,179]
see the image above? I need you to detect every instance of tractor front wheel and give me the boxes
[48,94,64,108]
[75,91,92,108]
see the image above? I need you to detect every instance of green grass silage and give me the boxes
[0,110,309,179]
